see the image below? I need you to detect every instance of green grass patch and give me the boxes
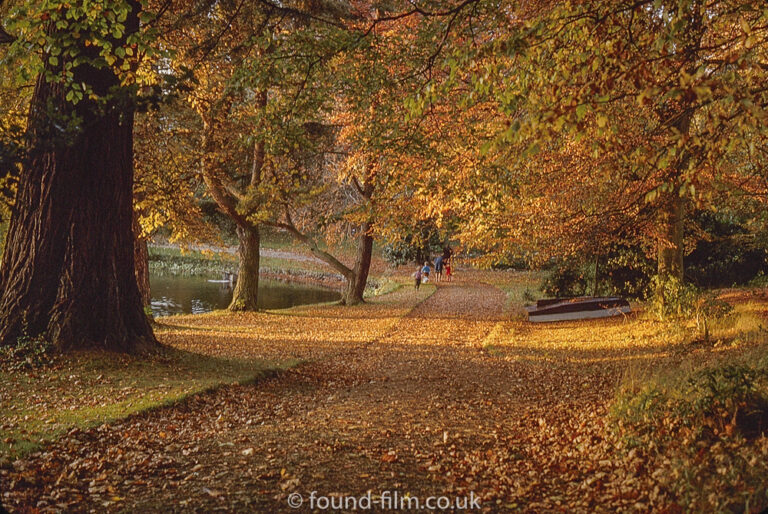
[0,347,292,463]
[149,245,345,278]
[260,255,342,276]
[148,245,238,277]
[478,270,544,314]
[365,276,402,298]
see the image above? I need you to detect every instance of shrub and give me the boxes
[541,259,589,297]
[648,275,699,320]
[382,231,444,267]
[542,245,655,299]
[648,276,734,341]
[686,364,768,440]
[686,210,768,288]
[612,349,768,511]
[0,332,55,370]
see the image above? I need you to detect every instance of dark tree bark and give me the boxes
[655,109,691,289]
[0,4,156,351]
[593,254,601,297]
[342,222,373,305]
[656,190,685,282]
[229,225,260,311]
[200,91,266,312]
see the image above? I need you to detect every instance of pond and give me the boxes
[150,274,341,317]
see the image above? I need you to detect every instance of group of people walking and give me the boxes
[413,249,453,290]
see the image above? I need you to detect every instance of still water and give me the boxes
[150,274,341,317]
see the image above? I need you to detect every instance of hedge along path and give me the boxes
[2,274,678,512]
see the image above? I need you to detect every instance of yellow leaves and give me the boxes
[739,17,751,36]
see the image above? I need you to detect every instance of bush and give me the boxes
[612,349,768,511]
[614,353,768,444]
[0,332,55,371]
[648,275,699,320]
[542,259,589,297]
[543,210,768,299]
[382,230,444,267]
[687,364,768,440]
[542,245,655,299]
[686,211,768,288]
[648,275,734,340]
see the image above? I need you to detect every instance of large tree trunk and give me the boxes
[229,225,260,311]
[0,4,156,351]
[342,222,373,305]
[656,108,691,287]
[656,190,685,282]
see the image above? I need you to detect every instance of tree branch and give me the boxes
[267,211,355,280]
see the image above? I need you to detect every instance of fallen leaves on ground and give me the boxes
[1,273,766,512]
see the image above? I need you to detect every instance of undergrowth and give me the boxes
[612,305,768,512]
[0,332,55,371]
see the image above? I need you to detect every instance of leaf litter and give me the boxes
[1,273,766,512]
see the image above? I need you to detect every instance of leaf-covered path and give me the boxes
[3,276,674,512]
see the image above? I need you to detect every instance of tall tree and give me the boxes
[0,0,157,350]
[413,1,768,281]
[175,0,368,305]
[133,103,212,308]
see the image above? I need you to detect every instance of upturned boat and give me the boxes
[525,296,631,322]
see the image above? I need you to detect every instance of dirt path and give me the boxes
[2,278,666,512]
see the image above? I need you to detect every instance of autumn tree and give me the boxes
[408,1,768,290]
[151,0,344,309]
[133,104,212,306]
[0,0,159,350]
[506,2,765,280]
[260,4,438,304]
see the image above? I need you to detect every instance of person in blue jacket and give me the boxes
[434,255,444,282]
[421,261,431,282]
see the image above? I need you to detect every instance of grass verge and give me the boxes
[612,302,768,512]
[470,270,544,315]
[148,246,237,277]
[149,245,369,281]
[0,347,293,464]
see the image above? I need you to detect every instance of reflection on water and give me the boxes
[150,274,340,317]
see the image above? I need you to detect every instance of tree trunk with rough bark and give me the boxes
[229,225,260,311]
[656,190,685,282]
[342,222,373,305]
[655,108,691,293]
[0,5,156,351]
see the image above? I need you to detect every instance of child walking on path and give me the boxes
[421,262,431,283]
[413,267,422,290]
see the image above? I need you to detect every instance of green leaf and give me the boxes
[740,18,751,35]
[575,104,588,121]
